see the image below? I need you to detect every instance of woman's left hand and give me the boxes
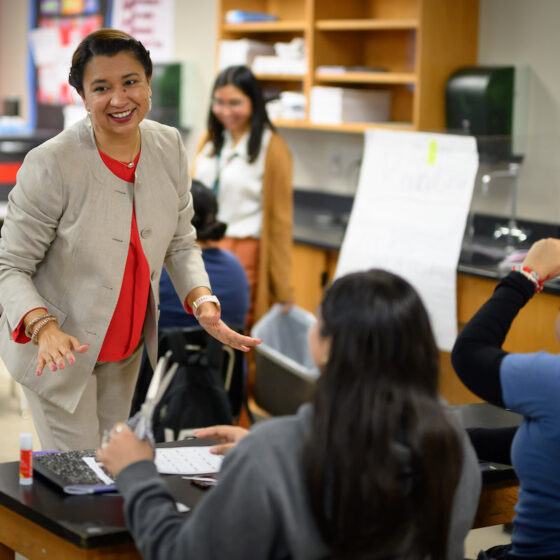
[196,303,261,352]
[97,423,154,478]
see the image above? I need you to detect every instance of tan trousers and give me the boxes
[23,343,143,451]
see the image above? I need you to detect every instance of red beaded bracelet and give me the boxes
[512,265,544,293]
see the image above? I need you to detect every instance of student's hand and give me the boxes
[522,238,560,280]
[97,423,154,477]
[36,322,89,376]
[194,425,249,455]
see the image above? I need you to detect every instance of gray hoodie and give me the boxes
[117,403,481,560]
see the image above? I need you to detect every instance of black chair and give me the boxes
[130,326,252,423]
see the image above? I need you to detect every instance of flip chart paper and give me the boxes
[336,129,478,350]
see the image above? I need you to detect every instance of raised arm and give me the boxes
[451,238,560,407]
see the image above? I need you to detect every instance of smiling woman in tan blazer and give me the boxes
[0,30,258,452]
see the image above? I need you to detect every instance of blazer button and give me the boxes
[141,227,152,239]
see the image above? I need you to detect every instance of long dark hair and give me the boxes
[207,65,275,163]
[305,269,462,559]
[69,29,152,94]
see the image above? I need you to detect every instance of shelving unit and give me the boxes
[217,0,478,133]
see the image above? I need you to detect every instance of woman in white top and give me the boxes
[192,65,294,326]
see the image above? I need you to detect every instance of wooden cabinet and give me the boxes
[291,243,338,313]
[217,0,478,132]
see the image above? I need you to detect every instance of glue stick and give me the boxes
[19,433,33,485]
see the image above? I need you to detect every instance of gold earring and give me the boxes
[149,97,152,111]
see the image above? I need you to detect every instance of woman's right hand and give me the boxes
[193,425,249,455]
[36,321,89,376]
[522,238,560,280]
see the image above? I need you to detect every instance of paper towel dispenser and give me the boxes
[446,66,527,162]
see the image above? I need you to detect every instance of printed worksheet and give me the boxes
[155,446,224,475]
[336,130,479,350]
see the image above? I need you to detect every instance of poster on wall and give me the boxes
[111,0,175,63]
[30,14,102,105]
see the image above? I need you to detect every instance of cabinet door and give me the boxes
[291,244,329,313]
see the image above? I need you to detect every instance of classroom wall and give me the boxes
[2,0,560,223]
[173,1,217,158]
[472,0,560,223]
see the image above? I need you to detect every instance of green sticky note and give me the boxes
[427,140,437,165]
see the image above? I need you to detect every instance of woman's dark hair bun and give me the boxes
[190,180,228,241]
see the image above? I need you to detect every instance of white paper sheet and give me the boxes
[336,130,479,350]
[155,446,224,475]
[83,456,115,485]
[28,28,60,66]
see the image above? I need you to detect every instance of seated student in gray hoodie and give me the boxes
[98,269,481,560]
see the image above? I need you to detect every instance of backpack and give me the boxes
[131,327,236,443]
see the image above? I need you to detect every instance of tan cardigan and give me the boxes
[192,131,294,323]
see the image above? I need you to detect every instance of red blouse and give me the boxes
[14,150,151,362]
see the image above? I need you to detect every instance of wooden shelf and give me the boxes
[314,71,417,85]
[254,73,304,82]
[217,0,478,132]
[315,18,419,31]
[221,21,306,33]
[272,119,414,134]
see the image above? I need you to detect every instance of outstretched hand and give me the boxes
[196,303,261,352]
[194,425,249,455]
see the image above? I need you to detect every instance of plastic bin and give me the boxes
[251,304,319,416]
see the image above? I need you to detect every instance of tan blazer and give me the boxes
[0,118,210,413]
[192,131,294,322]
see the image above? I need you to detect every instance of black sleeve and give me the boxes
[451,271,535,407]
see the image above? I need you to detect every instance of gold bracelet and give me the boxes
[31,316,58,346]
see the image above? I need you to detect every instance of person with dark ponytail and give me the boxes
[158,180,250,330]
[98,269,481,560]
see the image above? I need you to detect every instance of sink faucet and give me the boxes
[481,162,528,254]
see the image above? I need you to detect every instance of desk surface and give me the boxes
[455,402,522,430]
[0,440,208,551]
